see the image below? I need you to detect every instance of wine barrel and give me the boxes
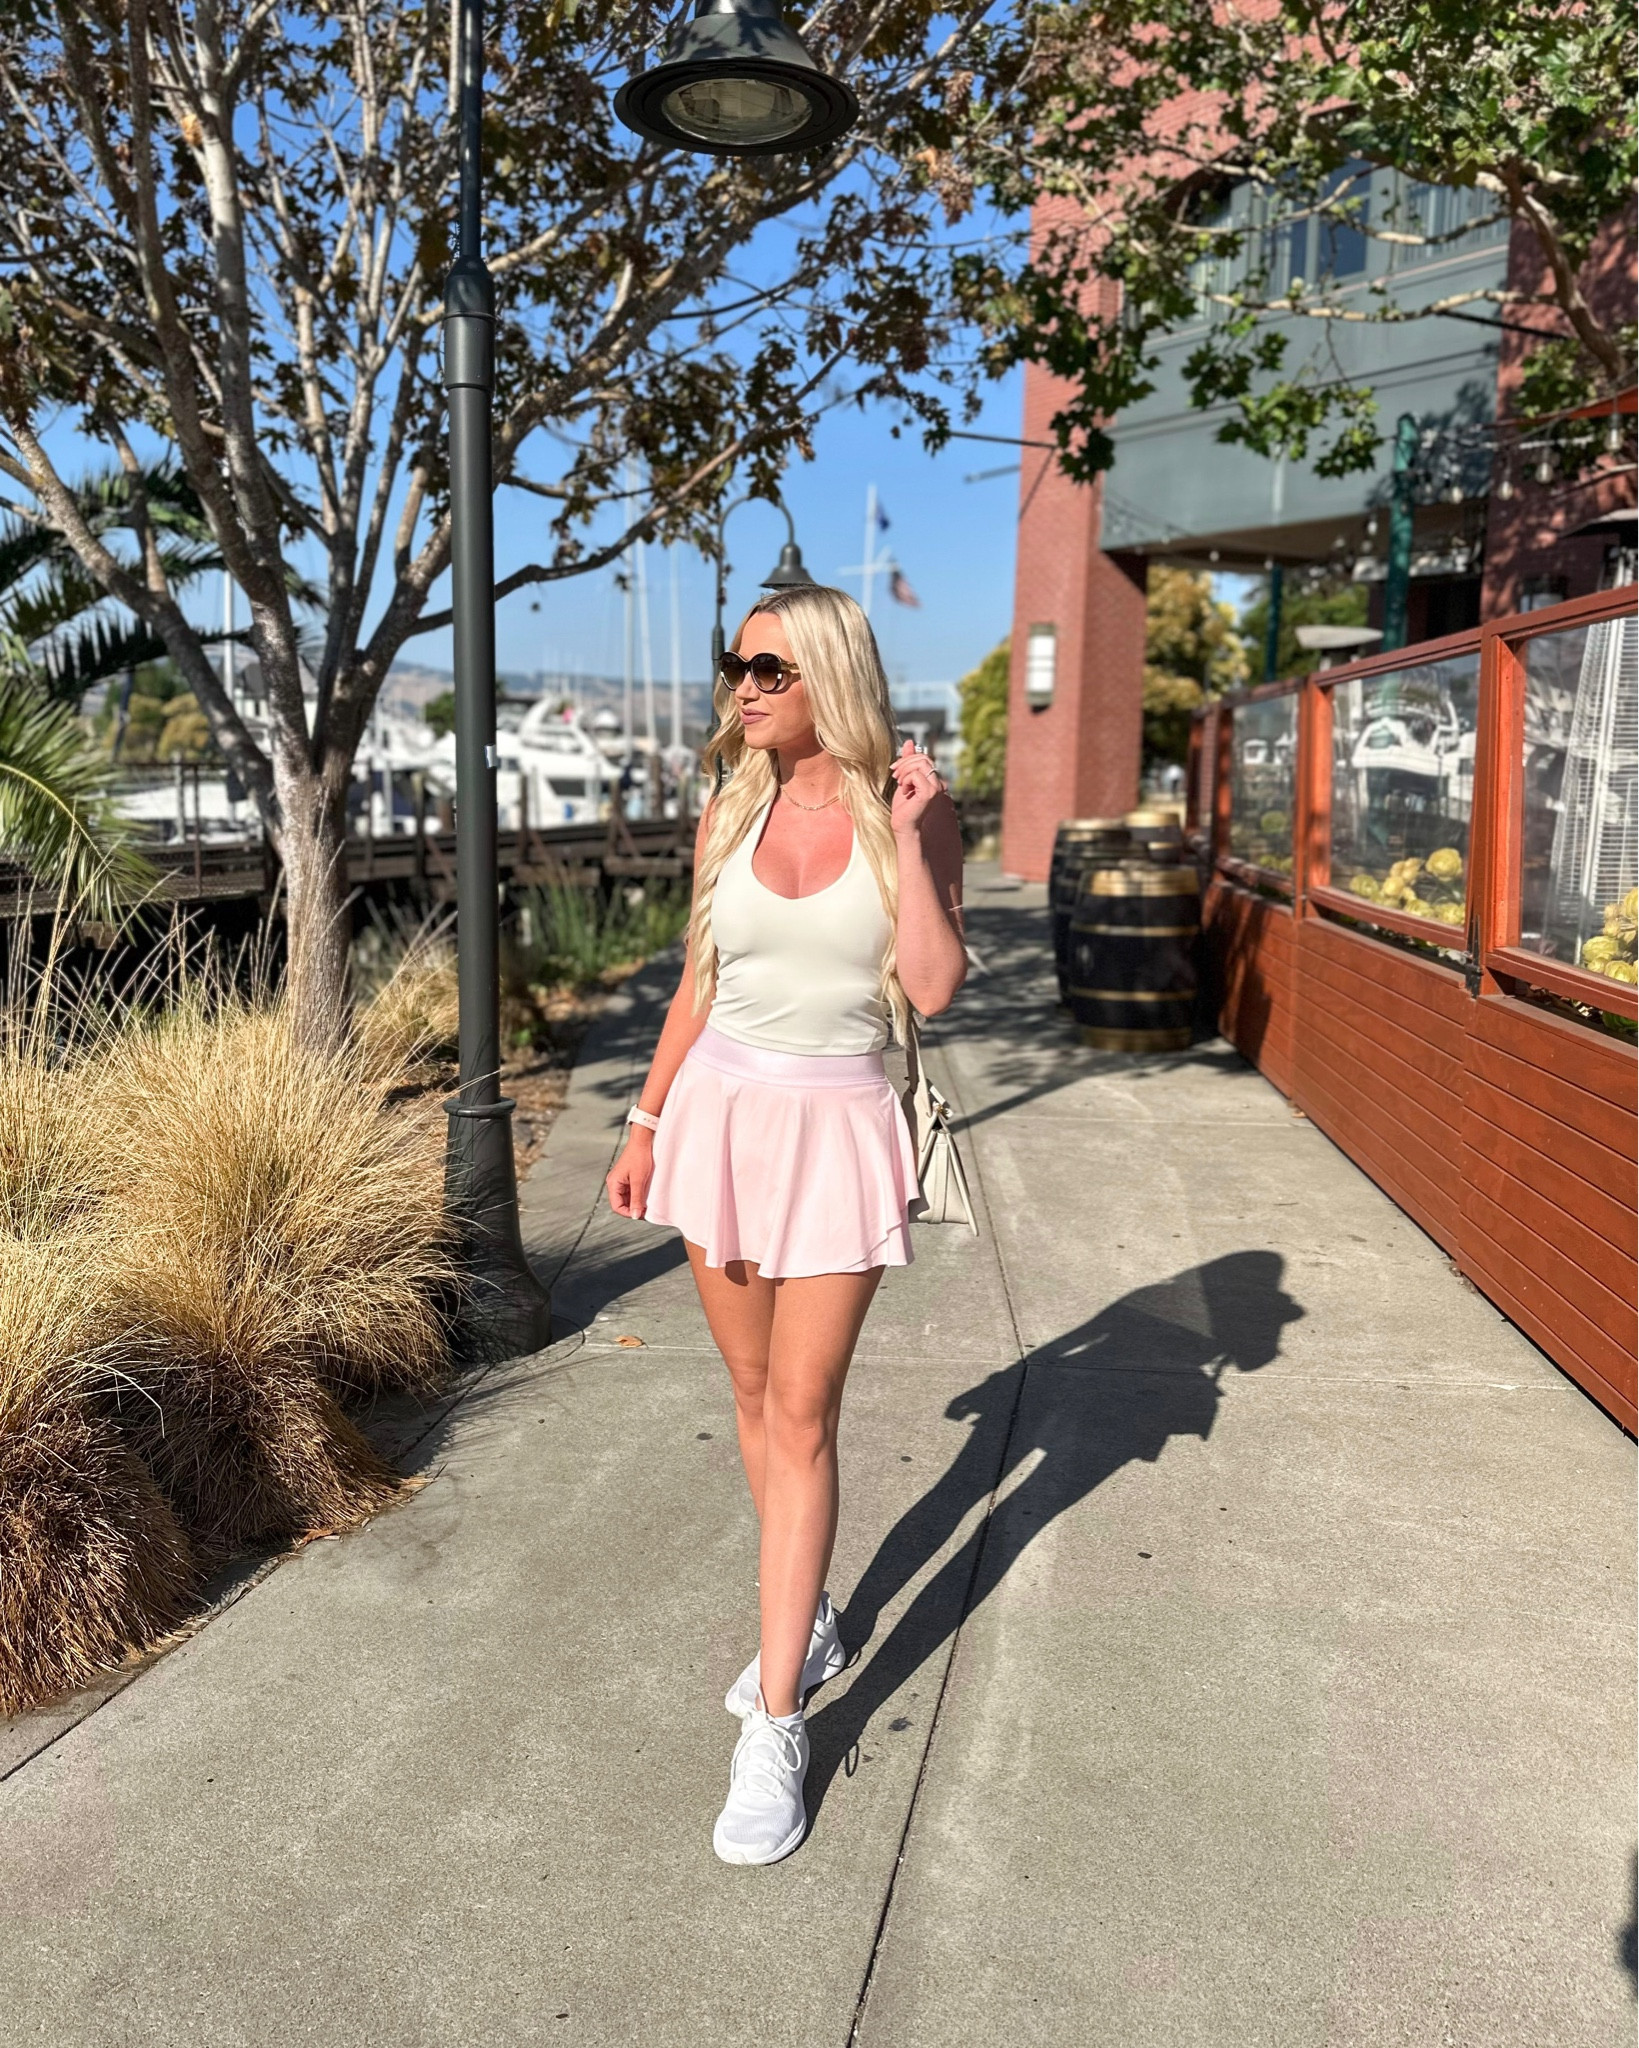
[1068,864,1200,1051]
[1050,819,1131,1003]
[1123,807,1185,864]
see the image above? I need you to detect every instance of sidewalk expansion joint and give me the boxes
[847,1024,1034,2048]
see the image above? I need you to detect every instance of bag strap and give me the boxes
[902,1010,922,1094]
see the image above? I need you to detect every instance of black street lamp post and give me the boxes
[441,0,552,1361]
[441,0,854,1359]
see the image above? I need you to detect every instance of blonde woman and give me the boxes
[605,583,966,1865]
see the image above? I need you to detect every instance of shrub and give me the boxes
[508,880,690,994]
[0,972,455,1706]
[957,641,1009,801]
[89,997,451,1546]
[0,1240,192,1714]
[356,926,461,1075]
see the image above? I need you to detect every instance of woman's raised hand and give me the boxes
[889,738,947,836]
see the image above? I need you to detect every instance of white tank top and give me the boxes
[708,800,893,1055]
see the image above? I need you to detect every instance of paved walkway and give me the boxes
[1,869,1632,2045]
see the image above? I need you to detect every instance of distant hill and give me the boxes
[380,664,957,747]
[380,662,717,738]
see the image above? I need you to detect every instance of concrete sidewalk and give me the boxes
[0,868,1631,2046]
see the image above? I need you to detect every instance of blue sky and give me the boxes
[33,352,1029,699]
[471,365,1027,693]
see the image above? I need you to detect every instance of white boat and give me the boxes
[512,701,612,825]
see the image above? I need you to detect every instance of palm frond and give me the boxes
[0,519,59,600]
[30,619,171,702]
[0,674,154,917]
[0,557,114,650]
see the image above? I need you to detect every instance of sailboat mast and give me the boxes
[669,549,684,751]
[639,532,657,752]
[222,570,236,712]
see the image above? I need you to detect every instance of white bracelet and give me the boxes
[627,1105,661,1133]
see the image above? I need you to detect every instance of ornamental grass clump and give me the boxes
[355,927,460,1078]
[88,994,455,1556]
[0,966,458,1712]
[0,1011,103,1243]
[0,1239,192,1715]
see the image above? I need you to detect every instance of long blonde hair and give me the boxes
[687,583,907,1041]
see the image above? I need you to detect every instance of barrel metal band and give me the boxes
[1075,922,1199,936]
[1070,987,1193,1003]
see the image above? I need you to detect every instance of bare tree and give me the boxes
[0,0,1034,1037]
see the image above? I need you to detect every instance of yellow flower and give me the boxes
[1426,847,1464,882]
[1602,960,1638,985]
[1582,935,1621,969]
[1347,874,1381,899]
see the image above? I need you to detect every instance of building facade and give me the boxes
[1001,178,1636,879]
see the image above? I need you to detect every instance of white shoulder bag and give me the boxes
[902,1020,979,1234]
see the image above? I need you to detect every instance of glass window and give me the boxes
[1386,177,1510,270]
[1279,164,1371,289]
[1519,615,1638,990]
[1228,693,1298,874]
[1329,652,1479,938]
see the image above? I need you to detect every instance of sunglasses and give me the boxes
[719,651,802,694]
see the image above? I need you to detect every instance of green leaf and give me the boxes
[0,670,154,917]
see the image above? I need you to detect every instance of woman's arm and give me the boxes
[606,807,715,1219]
[890,741,967,1016]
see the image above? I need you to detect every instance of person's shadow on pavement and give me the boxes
[805,1249,1304,1814]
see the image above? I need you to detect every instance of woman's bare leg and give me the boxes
[685,1241,777,1517]
[757,1267,884,1717]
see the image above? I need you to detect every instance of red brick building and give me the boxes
[1001,195,1636,881]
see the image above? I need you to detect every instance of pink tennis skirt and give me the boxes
[643,1026,918,1277]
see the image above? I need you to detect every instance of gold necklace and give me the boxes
[780,786,840,812]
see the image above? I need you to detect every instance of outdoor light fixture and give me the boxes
[615,0,858,156]
[710,495,810,672]
[761,539,815,589]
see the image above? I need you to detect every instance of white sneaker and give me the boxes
[724,1593,846,1719]
[712,1707,810,1866]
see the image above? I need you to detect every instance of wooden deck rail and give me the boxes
[0,815,693,919]
[1190,585,1638,1431]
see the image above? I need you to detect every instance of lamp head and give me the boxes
[761,539,815,589]
[615,0,858,157]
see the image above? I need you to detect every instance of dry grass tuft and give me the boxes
[0,1241,193,1715]
[84,992,454,1550]
[109,1342,404,1559]
[0,970,458,1704]
[356,931,460,1078]
[0,1023,103,1243]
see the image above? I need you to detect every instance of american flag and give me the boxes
[889,567,921,608]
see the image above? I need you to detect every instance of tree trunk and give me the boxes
[278,783,353,1050]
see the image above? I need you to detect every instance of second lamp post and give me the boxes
[440,0,856,1359]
